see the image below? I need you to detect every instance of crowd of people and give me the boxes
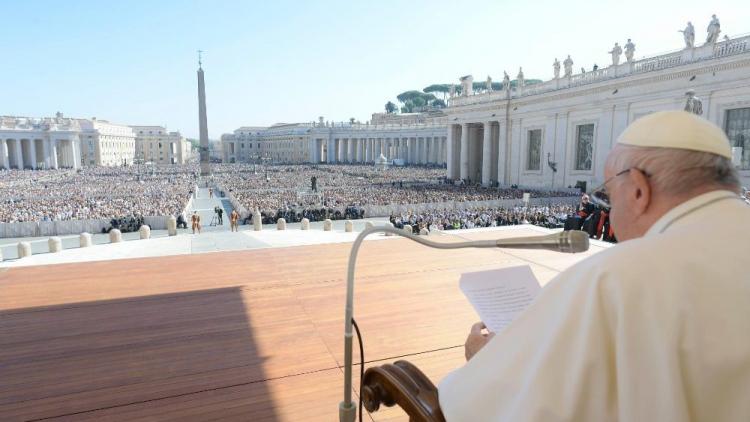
[2,163,585,236]
[389,203,577,233]
[211,164,580,219]
[0,166,197,223]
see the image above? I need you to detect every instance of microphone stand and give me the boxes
[339,226,587,421]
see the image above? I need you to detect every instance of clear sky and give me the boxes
[2,0,748,138]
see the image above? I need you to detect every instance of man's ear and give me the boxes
[628,169,651,216]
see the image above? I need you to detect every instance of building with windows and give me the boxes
[78,119,136,167]
[444,31,750,189]
[131,126,190,164]
[1,114,136,169]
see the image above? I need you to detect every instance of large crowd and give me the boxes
[1,163,583,234]
[0,166,197,223]
[389,204,577,232]
[211,164,580,219]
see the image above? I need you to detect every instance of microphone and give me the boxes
[339,228,590,422]
[494,230,590,253]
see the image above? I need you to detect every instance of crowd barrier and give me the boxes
[217,189,579,223]
[0,215,173,239]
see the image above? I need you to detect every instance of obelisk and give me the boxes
[197,50,211,176]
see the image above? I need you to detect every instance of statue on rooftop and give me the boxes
[517,67,525,88]
[679,22,695,48]
[449,84,456,98]
[486,75,493,92]
[563,55,574,78]
[705,14,721,44]
[503,71,510,91]
[684,90,703,116]
[459,75,473,96]
[624,39,636,62]
[609,42,623,66]
[553,58,561,79]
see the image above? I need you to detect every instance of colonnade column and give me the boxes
[14,139,23,169]
[72,139,81,169]
[481,121,493,186]
[428,137,435,164]
[327,138,336,163]
[446,127,455,178]
[42,139,50,169]
[28,139,37,169]
[425,137,432,164]
[440,136,448,164]
[50,140,58,169]
[0,140,8,170]
[459,124,469,180]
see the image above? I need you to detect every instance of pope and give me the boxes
[439,111,750,421]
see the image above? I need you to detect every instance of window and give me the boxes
[725,107,750,169]
[574,124,594,171]
[526,129,542,171]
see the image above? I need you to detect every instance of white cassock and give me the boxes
[439,190,750,421]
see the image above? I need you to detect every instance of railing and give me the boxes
[449,33,750,107]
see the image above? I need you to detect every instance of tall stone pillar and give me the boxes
[197,64,211,176]
[29,140,37,169]
[349,138,356,163]
[446,127,455,178]
[428,137,435,164]
[50,140,58,169]
[327,137,336,163]
[42,139,50,169]
[0,140,8,170]
[481,122,493,186]
[460,123,470,180]
[441,137,447,165]
[72,139,81,169]
[14,139,23,169]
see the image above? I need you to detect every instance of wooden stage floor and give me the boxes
[0,227,607,421]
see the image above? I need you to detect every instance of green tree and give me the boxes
[396,90,425,103]
[423,84,452,101]
[385,101,397,114]
[431,99,446,108]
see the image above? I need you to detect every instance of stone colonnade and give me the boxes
[446,122,505,186]
[310,135,448,165]
[0,138,80,170]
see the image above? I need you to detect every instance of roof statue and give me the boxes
[609,42,622,66]
[679,22,695,48]
[553,58,560,79]
[705,14,721,44]
[459,75,474,96]
[563,55,573,77]
[684,90,703,116]
[624,39,636,63]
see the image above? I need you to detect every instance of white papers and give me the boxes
[459,265,541,333]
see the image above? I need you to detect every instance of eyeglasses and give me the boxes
[589,168,649,209]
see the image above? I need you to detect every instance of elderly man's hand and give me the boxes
[464,322,495,361]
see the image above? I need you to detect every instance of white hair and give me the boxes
[607,145,741,196]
